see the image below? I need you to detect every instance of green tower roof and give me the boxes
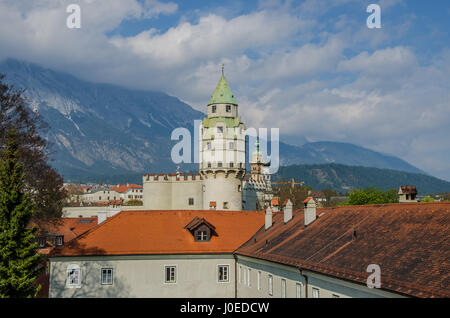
[208,65,238,105]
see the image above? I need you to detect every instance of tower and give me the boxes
[199,65,246,210]
[250,139,264,182]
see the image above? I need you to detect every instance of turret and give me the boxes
[200,65,246,211]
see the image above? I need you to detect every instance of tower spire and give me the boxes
[208,64,237,105]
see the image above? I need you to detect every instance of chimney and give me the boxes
[98,211,108,225]
[283,199,293,223]
[304,197,316,226]
[265,206,273,230]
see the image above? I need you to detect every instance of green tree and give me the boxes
[0,130,44,298]
[421,196,435,203]
[346,187,398,205]
[0,75,67,220]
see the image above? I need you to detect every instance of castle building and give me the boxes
[143,66,253,211]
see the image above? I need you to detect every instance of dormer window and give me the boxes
[56,235,64,246]
[38,237,46,248]
[184,217,217,242]
[212,105,217,113]
[196,231,208,241]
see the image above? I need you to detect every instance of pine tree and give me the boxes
[0,130,44,298]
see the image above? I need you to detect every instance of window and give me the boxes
[101,268,113,285]
[257,271,261,290]
[281,279,286,298]
[207,142,211,150]
[196,231,208,241]
[212,105,217,113]
[56,236,64,246]
[165,266,177,283]
[67,265,81,288]
[188,198,194,206]
[239,266,243,284]
[230,162,234,168]
[217,126,223,134]
[268,275,273,296]
[229,142,234,150]
[226,105,231,112]
[223,202,229,209]
[296,283,302,298]
[218,162,223,168]
[38,237,46,248]
[312,287,320,298]
[247,268,251,287]
[207,162,212,168]
[238,185,241,192]
[218,265,229,283]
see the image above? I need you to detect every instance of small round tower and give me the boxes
[199,65,246,210]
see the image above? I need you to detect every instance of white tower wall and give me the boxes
[202,172,243,211]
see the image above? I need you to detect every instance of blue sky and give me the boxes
[0,0,449,180]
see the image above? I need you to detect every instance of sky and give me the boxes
[0,0,449,180]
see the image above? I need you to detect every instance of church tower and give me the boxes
[250,139,264,182]
[199,65,246,210]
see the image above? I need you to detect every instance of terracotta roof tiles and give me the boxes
[51,210,264,257]
[236,202,450,298]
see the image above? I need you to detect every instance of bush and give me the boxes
[345,187,398,205]
[126,200,143,206]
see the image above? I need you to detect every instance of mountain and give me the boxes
[0,59,427,181]
[0,58,203,179]
[279,141,425,174]
[274,163,450,194]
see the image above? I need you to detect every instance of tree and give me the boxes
[0,74,66,220]
[0,130,44,297]
[345,187,399,205]
[421,196,435,203]
[274,183,309,209]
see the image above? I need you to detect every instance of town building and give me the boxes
[48,210,264,298]
[236,200,449,298]
[33,217,98,297]
[398,185,418,203]
[82,184,143,205]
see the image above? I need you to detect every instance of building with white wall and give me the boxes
[49,210,264,298]
[143,67,267,211]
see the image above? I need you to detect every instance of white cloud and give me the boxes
[0,0,449,180]
[110,10,305,67]
[337,46,417,76]
[143,0,178,18]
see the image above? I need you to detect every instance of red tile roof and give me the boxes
[33,217,98,254]
[236,202,450,298]
[51,210,264,256]
[110,184,143,193]
[272,198,279,206]
[400,186,418,195]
